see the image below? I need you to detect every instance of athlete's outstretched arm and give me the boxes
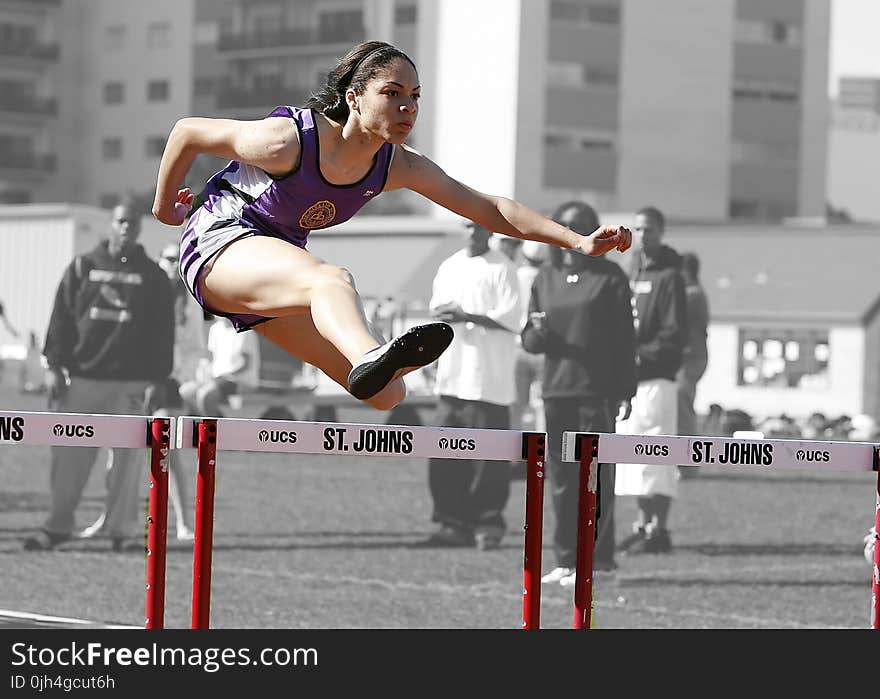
[152,116,299,226]
[388,145,631,255]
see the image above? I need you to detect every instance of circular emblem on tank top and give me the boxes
[299,200,337,229]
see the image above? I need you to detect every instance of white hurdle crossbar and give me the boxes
[175,416,547,629]
[0,410,173,629]
[562,431,880,630]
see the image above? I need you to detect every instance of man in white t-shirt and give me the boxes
[180,317,261,416]
[417,219,522,551]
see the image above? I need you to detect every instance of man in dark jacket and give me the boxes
[23,195,175,552]
[615,206,686,554]
[522,200,637,586]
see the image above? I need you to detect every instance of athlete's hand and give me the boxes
[577,225,632,256]
[154,188,194,227]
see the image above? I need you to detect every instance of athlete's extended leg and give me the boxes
[199,236,452,402]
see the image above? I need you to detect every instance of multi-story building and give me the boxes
[57,0,195,208]
[7,0,830,223]
[421,0,829,222]
[0,0,62,204]
[827,77,880,223]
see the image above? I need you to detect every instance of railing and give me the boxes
[217,26,364,52]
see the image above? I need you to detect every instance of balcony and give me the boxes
[0,94,58,117]
[0,41,60,61]
[216,85,311,111]
[217,26,364,54]
[0,152,56,179]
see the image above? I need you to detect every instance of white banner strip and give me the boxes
[0,410,160,448]
[176,416,535,461]
[562,432,878,473]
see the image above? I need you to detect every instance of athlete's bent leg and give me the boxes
[255,314,406,411]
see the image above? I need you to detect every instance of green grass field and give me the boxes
[0,383,876,630]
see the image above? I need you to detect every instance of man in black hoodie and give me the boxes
[614,206,686,554]
[23,195,175,552]
[522,200,637,586]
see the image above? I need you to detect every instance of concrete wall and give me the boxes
[697,322,865,420]
[827,113,880,222]
[429,0,523,217]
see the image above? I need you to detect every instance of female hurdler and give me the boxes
[152,41,631,411]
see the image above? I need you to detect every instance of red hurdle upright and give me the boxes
[191,418,218,630]
[573,434,599,630]
[145,416,173,629]
[872,448,879,630]
[522,432,546,629]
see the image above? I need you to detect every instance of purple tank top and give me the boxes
[200,106,394,248]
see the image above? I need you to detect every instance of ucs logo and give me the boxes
[53,424,95,438]
[795,448,830,463]
[258,429,297,444]
[634,443,668,457]
[438,437,476,451]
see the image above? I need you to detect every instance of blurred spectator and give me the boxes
[0,298,19,387]
[615,206,686,555]
[18,330,46,394]
[512,239,551,435]
[849,413,877,441]
[81,242,205,543]
[158,242,211,386]
[180,316,261,416]
[802,411,828,440]
[23,195,175,552]
[720,408,754,436]
[0,298,19,338]
[495,233,523,264]
[676,251,709,478]
[523,200,637,586]
[418,219,521,551]
[825,414,853,440]
[700,402,725,436]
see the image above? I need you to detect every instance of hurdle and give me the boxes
[0,410,173,629]
[562,431,880,630]
[175,416,547,629]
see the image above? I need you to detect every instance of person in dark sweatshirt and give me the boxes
[23,195,175,552]
[522,200,637,587]
[614,206,687,554]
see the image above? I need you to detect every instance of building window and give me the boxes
[550,1,620,25]
[0,190,31,204]
[104,25,126,51]
[731,140,798,165]
[194,21,218,46]
[103,82,125,105]
[147,80,170,102]
[318,9,364,43]
[545,129,614,152]
[194,77,215,97]
[102,138,123,160]
[547,61,618,89]
[145,136,166,158]
[735,18,801,46]
[395,3,417,25]
[586,4,620,25]
[738,329,829,389]
[733,80,799,104]
[147,21,171,49]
